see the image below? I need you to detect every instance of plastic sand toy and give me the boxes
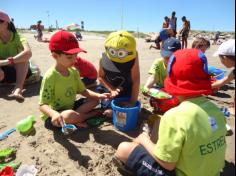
[16,115,35,134]
[0,148,16,161]
[0,162,21,171]
[0,128,16,141]
[15,165,37,176]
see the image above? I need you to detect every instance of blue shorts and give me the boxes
[126,145,176,176]
[81,77,96,86]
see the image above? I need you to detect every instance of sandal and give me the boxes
[8,88,25,101]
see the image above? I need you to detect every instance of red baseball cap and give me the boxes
[164,49,213,96]
[49,30,86,54]
[0,11,10,23]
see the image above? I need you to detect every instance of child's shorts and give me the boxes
[126,145,176,176]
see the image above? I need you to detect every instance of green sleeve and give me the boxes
[148,59,159,75]
[39,73,55,106]
[153,111,185,163]
[74,69,86,93]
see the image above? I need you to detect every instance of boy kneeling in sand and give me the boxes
[115,49,227,176]
[39,30,110,127]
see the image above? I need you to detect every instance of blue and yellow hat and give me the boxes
[104,31,137,63]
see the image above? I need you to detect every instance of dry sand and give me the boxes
[0,31,235,176]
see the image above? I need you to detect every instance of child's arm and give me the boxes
[80,89,110,100]
[212,70,235,89]
[39,104,64,127]
[144,75,156,90]
[130,54,140,105]
[98,60,121,98]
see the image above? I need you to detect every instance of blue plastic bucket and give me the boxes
[111,98,141,132]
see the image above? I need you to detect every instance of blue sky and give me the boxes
[1,0,235,32]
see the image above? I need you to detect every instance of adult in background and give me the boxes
[35,20,43,42]
[0,11,32,100]
[162,16,170,28]
[169,11,177,37]
[179,16,191,49]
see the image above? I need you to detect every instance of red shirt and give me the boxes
[74,57,98,79]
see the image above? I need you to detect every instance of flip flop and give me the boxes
[0,128,16,141]
[8,93,25,101]
[86,117,106,127]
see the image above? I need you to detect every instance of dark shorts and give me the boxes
[182,30,189,38]
[126,145,176,176]
[0,65,32,83]
[81,77,97,86]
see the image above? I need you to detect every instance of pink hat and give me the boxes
[0,11,10,23]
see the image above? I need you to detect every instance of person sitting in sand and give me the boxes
[115,48,227,176]
[144,37,181,90]
[149,28,175,50]
[179,16,190,49]
[73,56,98,88]
[0,11,37,100]
[98,30,140,118]
[212,39,235,115]
[39,30,110,128]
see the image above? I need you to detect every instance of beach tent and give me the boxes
[66,23,81,31]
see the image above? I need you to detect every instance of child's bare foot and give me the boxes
[75,122,88,128]
[228,107,235,116]
[9,88,24,101]
[103,109,113,118]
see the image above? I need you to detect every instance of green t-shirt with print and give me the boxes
[153,97,226,176]
[39,67,86,120]
[0,32,28,59]
[148,58,167,88]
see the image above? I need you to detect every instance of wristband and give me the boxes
[8,57,14,65]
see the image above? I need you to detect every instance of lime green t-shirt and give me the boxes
[39,67,86,119]
[0,32,28,59]
[148,58,167,88]
[153,97,226,176]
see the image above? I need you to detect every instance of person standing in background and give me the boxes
[169,11,177,37]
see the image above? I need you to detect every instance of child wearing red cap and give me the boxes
[39,30,110,128]
[115,49,226,176]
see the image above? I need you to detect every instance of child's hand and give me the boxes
[51,113,64,127]
[133,132,150,145]
[110,88,121,98]
[99,93,111,100]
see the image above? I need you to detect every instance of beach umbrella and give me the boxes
[66,23,81,31]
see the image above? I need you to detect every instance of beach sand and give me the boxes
[0,31,235,175]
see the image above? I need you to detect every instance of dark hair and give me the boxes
[192,37,210,50]
[182,16,186,21]
[0,20,17,39]
[172,11,176,15]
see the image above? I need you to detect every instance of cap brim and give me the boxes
[63,48,87,54]
[161,50,173,57]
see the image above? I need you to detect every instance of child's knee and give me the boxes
[0,69,4,81]
[116,142,138,162]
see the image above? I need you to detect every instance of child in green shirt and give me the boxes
[115,49,226,176]
[39,30,110,127]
